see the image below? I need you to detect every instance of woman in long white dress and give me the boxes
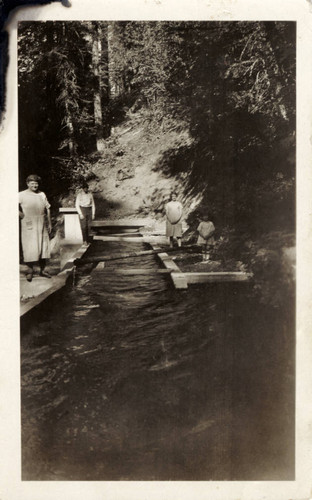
[19,174,52,281]
[165,192,183,248]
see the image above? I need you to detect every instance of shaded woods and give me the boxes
[19,21,296,481]
[18,21,295,302]
[18,21,110,191]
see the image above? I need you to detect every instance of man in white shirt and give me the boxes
[75,182,96,245]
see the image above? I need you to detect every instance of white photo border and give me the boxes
[0,0,311,498]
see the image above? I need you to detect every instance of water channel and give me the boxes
[21,240,295,481]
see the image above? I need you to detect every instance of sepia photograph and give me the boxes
[1,0,312,498]
[18,19,296,481]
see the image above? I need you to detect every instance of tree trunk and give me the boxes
[107,22,127,99]
[92,23,105,151]
[64,104,76,155]
[62,23,76,155]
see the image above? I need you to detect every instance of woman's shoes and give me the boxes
[25,270,51,280]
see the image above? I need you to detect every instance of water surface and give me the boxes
[21,241,295,480]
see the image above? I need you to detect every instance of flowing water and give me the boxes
[21,241,295,480]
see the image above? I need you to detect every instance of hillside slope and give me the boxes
[70,109,201,228]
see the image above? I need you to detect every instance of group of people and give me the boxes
[19,175,95,282]
[19,176,215,282]
[165,192,215,260]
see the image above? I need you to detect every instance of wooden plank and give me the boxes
[93,261,105,271]
[20,243,90,317]
[75,248,179,265]
[142,236,168,245]
[150,244,162,252]
[91,219,146,228]
[171,272,189,289]
[94,235,167,243]
[59,207,79,213]
[93,235,144,242]
[150,244,188,289]
[93,268,173,275]
[157,252,181,272]
[20,276,55,298]
[61,243,90,271]
[94,230,140,234]
[184,272,253,284]
[20,275,68,316]
[95,232,142,237]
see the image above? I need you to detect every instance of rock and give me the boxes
[116,167,134,182]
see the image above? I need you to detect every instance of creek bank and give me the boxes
[48,104,294,311]
[168,227,295,309]
[56,110,198,221]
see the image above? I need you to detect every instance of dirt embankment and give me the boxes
[61,109,200,230]
[55,107,295,306]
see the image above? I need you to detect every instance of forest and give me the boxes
[18,20,296,303]
[18,20,297,482]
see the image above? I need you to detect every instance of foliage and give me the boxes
[18,20,295,240]
[108,21,295,234]
[150,22,295,235]
[18,21,109,195]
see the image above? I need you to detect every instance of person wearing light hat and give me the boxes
[19,174,52,281]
